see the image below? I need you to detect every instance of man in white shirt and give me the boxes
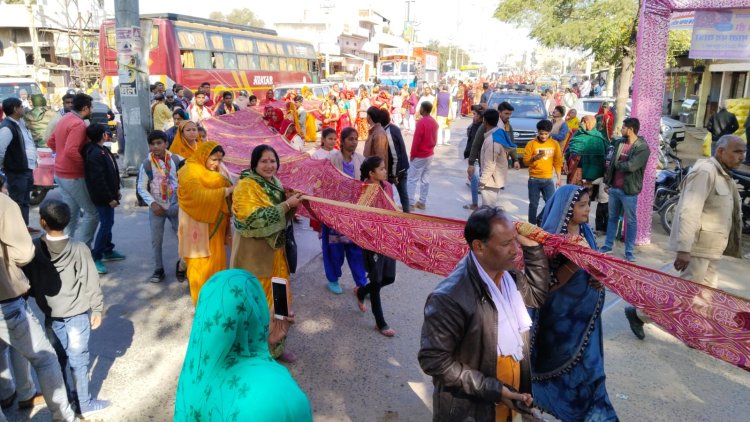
[188,92,213,124]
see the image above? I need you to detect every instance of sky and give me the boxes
[105,0,537,68]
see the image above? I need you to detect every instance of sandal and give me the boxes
[353,287,366,313]
[378,326,396,337]
[463,204,478,210]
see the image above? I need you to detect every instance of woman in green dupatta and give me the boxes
[230,145,302,362]
[174,269,312,421]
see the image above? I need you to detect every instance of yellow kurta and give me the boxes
[177,141,231,305]
[496,355,521,422]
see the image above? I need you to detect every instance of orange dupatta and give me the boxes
[170,121,205,160]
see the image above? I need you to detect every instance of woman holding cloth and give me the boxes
[531,184,618,421]
[231,145,301,362]
[177,141,233,304]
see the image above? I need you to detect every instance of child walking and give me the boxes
[82,124,126,274]
[355,156,397,337]
[33,199,110,417]
[136,130,186,283]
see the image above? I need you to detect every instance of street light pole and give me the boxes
[405,0,415,88]
[115,0,151,175]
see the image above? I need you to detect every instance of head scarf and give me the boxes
[170,121,204,159]
[265,108,284,131]
[540,184,596,248]
[174,269,313,421]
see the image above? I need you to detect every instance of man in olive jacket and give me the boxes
[600,117,650,262]
[419,207,549,422]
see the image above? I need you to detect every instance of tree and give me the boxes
[426,40,471,74]
[495,0,639,129]
[209,8,265,28]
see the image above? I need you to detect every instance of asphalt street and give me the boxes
[4,116,749,421]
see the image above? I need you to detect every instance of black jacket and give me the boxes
[83,143,120,206]
[0,118,29,172]
[706,109,739,141]
[384,124,410,178]
[464,122,482,159]
[418,246,550,422]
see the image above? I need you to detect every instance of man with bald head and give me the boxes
[565,114,608,185]
[624,135,747,339]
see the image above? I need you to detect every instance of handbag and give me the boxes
[285,223,298,274]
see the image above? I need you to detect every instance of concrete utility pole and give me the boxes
[115,0,151,175]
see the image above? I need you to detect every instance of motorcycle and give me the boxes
[30,147,56,206]
[654,151,688,212]
[661,166,750,235]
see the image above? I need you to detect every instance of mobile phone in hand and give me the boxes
[272,277,289,320]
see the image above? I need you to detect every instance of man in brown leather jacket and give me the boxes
[418,207,550,422]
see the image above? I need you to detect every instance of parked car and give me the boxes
[0,77,42,104]
[574,97,686,146]
[273,83,330,100]
[486,92,548,158]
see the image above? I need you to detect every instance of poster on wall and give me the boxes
[116,26,143,97]
[689,9,750,59]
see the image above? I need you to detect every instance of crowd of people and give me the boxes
[0,70,747,421]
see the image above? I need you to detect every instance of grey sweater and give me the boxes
[39,236,103,318]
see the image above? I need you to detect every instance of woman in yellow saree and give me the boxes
[230,145,301,362]
[169,120,204,160]
[177,141,233,304]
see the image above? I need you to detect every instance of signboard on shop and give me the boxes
[689,9,750,60]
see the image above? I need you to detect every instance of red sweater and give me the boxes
[410,115,439,159]
[47,112,88,178]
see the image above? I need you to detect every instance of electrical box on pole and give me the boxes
[114,0,152,175]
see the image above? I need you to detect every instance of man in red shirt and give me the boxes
[47,93,99,247]
[407,101,439,210]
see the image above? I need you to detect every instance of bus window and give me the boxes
[177,30,207,49]
[209,34,224,50]
[400,62,416,73]
[223,35,234,51]
[181,51,195,68]
[380,61,394,73]
[257,41,270,54]
[235,38,254,53]
[106,27,115,48]
[194,51,212,69]
[279,58,288,71]
[224,53,238,70]
[269,57,279,71]
[259,56,269,70]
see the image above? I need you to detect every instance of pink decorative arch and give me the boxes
[633,0,750,244]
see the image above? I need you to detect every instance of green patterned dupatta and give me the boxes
[234,170,288,249]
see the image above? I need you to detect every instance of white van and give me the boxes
[0,78,43,104]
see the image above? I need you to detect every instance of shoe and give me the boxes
[27,226,41,234]
[624,306,645,340]
[149,269,165,283]
[327,281,343,295]
[94,260,107,274]
[278,350,297,363]
[102,251,126,262]
[598,247,612,254]
[0,391,16,409]
[463,204,478,210]
[176,260,187,283]
[18,392,44,409]
[625,254,637,263]
[78,399,111,418]
[378,325,396,337]
[414,202,426,210]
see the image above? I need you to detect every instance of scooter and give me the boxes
[30,147,56,206]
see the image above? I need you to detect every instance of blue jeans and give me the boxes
[55,177,99,247]
[92,205,115,261]
[0,298,76,421]
[45,313,92,409]
[470,165,479,206]
[149,203,179,271]
[604,188,638,258]
[528,177,555,225]
[0,347,36,402]
[321,225,367,287]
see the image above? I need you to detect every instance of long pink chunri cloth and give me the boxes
[205,109,750,371]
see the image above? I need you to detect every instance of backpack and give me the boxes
[136,154,182,206]
[22,238,62,317]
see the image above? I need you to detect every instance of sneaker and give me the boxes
[102,251,126,262]
[149,269,165,283]
[176,260,187,283]
[598,246,612,254]
[0,391,16,409]
[18,392,44,409]
[414,202,426,210]
[327,281,343,295]
[625,254,637,263]
[94,260,107,274]
[624,306,645,340]
[78,399,111,418]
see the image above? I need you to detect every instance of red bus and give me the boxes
[99,14,319,106]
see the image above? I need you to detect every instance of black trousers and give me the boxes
[595,201,609,233]
[359,251,397,329]
[393,172,410,213]
[6,169,33,225]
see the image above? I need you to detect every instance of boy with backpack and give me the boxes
[28,199,109,417]
[136,130,185,283]
[82,124,125,274]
